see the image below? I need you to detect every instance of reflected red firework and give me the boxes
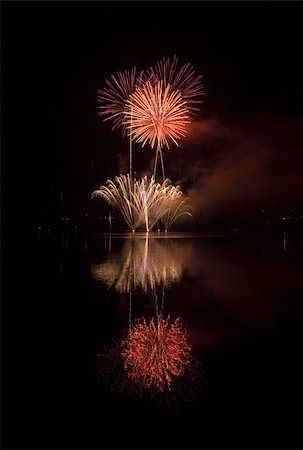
[121,315,191,391]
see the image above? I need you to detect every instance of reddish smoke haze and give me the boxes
[163,113,303,215]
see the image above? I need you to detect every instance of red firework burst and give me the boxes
[147,55,204,116]
[97,67,144,135]
[121,315,191,391]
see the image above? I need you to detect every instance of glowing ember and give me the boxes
[123,81,190,150]
[121,315,191,391]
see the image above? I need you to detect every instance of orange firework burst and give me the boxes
[121,315,191,391]
[123,81,190,150]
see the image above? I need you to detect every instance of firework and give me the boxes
[123,81,190,150]
[92,174,142,231]
[121,315,191,391]
[161,197,192,232]
[96,332,204,412]
[91,236,193,293]
[97,67,144,135]
[92,175,192,232]
[147,55,204,116]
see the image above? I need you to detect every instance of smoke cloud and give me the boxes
[163,114,303,214]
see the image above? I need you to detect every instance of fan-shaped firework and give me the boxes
[161,197,192,231]
[92,174,192,232]
[123,81,190,150]
[91,236,193,293]
[147,55,204,116]
[121,315,191,391]
[92,174,142,231]
[97,67,144,135]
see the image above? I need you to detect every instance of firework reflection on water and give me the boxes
[91,235,193,294]
[94,235,205,412]
[121,314,191,391]
[96,316,204,413]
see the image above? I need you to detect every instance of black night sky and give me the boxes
[2,1,303,229]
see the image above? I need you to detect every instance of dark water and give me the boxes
[3,231,303,449]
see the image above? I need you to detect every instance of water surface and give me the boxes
[3,231,303,448]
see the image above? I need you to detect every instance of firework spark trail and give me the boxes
[98,68,146,177]
[121,315,191,391]
[97,57,203,181]
[92,175,142,230]
[147,55,204,116]
[92,175,192,232]
[97,67,145,135]
[123,81,190,150]
[161,197,193,231]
